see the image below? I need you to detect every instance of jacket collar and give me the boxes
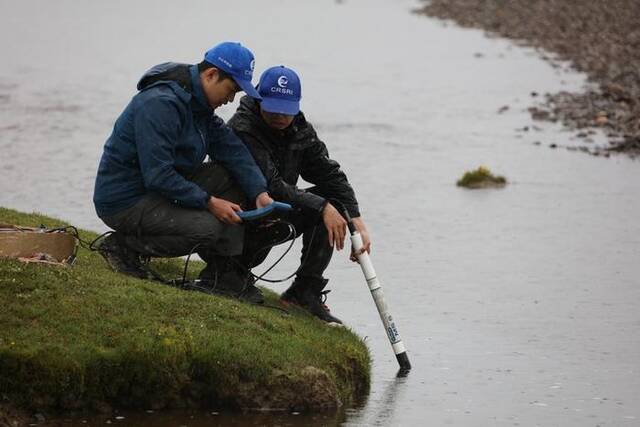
[189,65,212,112]
[237,96,308,139]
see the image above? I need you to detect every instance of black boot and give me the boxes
[96,233,148,279]
[198,257,264,304]
[280,277,342,325]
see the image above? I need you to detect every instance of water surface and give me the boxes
[1,0,638,425]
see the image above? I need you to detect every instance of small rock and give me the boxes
[595,114,608,126]
[497,105,509,113]
[533,141,541,145]
[531,91,539,97]
[549,143,558,149]
[34,414,45,423]
[529,107,550,120]
[91,400,112,414]
[602,82,627,100]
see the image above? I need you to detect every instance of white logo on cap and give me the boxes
[277,76,288,88]
[245,60,255,76]
[218,56,233,69]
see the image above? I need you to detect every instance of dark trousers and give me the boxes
[99,163,246,260]
[240,187,333,284]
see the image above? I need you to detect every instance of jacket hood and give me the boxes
[137,62,192,92]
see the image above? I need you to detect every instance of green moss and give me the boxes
[0,207,370,412]
[457,166,507,188]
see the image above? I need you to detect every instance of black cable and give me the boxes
[46,225,96,250]
[246,220,298,282]
[63,217,304,291]
[88,231,115,251]
[44,222,294,313]
[246,221,320,284]
[42,225,97,264]
[180,242,204,287]
[260,303,291,314]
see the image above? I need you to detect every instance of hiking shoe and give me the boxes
[198,263,264,304]
[281,283,342,325]
[239,282,265,305]
[96,233,148,279]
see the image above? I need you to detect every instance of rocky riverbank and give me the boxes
[418,0,640,158]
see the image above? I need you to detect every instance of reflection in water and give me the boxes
[345,370,410,426]
[44,408,347,427]
[44,370,408,426]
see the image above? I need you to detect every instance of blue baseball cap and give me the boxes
[204,42,261,99]
[257,66,301,115]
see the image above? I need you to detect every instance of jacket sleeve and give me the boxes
[300,130,361,218]
[134,95,209,209]
[207,119,268,203]
[238,132,328,214]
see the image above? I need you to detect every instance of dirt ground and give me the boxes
[418,0,640,158]
[0,403,31,427]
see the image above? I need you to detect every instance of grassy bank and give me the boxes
[0,207,370,416]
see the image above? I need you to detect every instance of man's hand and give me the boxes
[350,217,371,262]
[255,192,274,209]
[207,196,242,225]
[322,202,347,250]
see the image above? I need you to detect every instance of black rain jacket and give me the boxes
[228,96,360,218]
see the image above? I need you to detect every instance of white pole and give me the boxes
[349,227,411,371]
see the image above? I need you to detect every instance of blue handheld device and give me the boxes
[237,201,292,221]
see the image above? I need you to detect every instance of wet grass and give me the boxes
[457,166,507,189]
[0,207,370,413]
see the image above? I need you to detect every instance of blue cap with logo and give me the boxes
[257,65,301,115]
[204,42,261,99]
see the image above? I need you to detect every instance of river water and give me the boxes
[1,0,639,426]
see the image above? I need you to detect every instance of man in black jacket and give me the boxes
[228,65,371,324]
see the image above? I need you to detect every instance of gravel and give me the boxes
[417,0,640,158]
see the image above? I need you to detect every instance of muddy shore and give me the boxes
[418,0,640,158]
[0,403,30,427]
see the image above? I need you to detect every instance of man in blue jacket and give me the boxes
[93,41,272,303]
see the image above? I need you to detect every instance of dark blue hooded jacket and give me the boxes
[93,63,267,218]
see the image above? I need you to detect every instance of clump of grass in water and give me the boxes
[0,207,370,414]
[456,166,507,189]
